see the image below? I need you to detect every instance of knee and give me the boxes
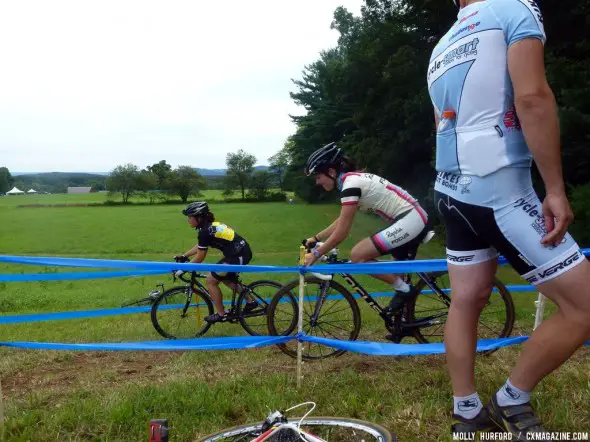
[207,275,220,287]
[451,283,495,312]
[349,248,367,263]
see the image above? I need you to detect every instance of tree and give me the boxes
[166,166,206,203]
[147,160,172,190]
[248,170,273,200]
[106,164,141,203]
[226,149,256,200]
[136,170,160,203]
[268,146,291,193]
[0,167,13,194]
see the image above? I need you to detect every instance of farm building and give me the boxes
[67,187,95,194]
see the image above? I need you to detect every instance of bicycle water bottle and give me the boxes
[438,109,456,132]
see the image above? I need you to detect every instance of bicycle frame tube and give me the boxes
[339,273,390,320]
[415,272,451,305]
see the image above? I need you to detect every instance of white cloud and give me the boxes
[0,0,363,172]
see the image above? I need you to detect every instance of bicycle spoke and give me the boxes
[478,321,501,335]
[316,320,354,334]
[316,323,348,340]
[316,304,353,318]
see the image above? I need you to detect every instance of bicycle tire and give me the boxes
[151,286,214,339]
[237,280,284,336]
[197,416,395,442]
[267,278,361,360]
[408,271,515,354]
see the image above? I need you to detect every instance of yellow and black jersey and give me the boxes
[197,222,248,257]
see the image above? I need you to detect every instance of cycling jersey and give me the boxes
[197,221,249,257]
[427,0,545,177]
[428,1,584,284]
[338,172,429,256]
[338,172,428,224]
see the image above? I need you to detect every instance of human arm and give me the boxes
[304,204,357,266]
[508,38,573,245]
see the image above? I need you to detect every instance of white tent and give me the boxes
[27,189,37,194]
[6,187,24,195]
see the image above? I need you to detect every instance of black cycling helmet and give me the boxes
[182,201,209,217]
[305,142,343,176]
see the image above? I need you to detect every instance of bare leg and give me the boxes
[223,280,254,303]
[507,259,590,391]
[445,259,498,396]
[350,237,402,284]
[206,274,226,315]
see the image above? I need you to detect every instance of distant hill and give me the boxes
[13,166,270,177]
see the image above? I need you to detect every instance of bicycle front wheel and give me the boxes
[151,286,214,339]
[267,278,361,360]
[237,280,283,336]
[408,271,515,348]
[197,417,395,442]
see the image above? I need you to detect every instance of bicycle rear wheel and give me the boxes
[237,280,283,336]
[151,286,214,339]
[267,278,361,360]
[197,417,395,442]
[407,271,515,350]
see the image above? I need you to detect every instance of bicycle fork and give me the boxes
[309,282,331,327]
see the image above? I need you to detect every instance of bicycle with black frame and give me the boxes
[150,257,288,338]
[266,237,515,360]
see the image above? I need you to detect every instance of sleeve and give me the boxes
[340,176,362,206]
[492,0,546,46]
[197,228,210,250]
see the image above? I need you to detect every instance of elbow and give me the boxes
[514,86,555,114]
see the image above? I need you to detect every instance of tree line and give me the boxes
[106,149,290,203]
[1,148,291,203]
[277,0,590,245]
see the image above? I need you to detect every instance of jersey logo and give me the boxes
[212,222,235,241]
[521,0,545,30]
[427,37,480,84]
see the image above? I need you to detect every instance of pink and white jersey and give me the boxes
[338,172,427,224]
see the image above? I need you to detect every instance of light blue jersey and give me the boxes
[427,0,545,178]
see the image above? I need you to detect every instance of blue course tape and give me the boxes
[1,334,588,354]
[0,249,588,279]
[0,269,169,282]
[0,335,293,351]
[0,285,554,325]
[299,335,531,355]
[0,255,302,273]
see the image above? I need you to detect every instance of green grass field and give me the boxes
[0,195,588,441]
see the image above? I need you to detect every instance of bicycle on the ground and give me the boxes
[121,283,165,308]
[196,402,395,442]
[150,270,286,338]
[266,237,515,360]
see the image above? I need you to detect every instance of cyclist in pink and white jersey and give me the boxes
[303,142,432,320]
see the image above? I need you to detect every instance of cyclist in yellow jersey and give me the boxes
[174,201,256,323]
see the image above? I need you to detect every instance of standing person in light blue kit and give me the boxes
[428,0,590,439]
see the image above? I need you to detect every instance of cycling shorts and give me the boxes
[370,208,430,261]
[434,168,584,285]
[211,244,253,282]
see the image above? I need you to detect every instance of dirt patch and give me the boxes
[2,351,176,399]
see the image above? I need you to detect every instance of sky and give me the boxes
[0,0,364,173]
